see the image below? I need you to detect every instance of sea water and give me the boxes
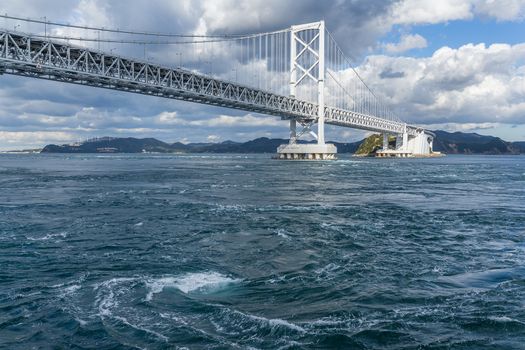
[0,153,524,349]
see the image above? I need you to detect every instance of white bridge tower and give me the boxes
[276,21,337,160]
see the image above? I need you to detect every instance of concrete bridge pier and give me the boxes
[276,118,337,160]
[276,143,337,160]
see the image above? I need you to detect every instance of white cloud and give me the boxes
[388,0,525,26]
[390,0,474,25]
[422,122,501,131]
[358,42,525,125]
[155,112,284,127]
[200,0,265,33]
[474,0,525,21]
[71,0,111,27]
[157,111,180,125]
[383,34,428,54]
[202,115,283,127]
[0,131,76,150]
[206,134,220,142]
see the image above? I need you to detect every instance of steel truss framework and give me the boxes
[0,30,421,136]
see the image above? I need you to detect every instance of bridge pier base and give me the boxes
[275,143,337,160]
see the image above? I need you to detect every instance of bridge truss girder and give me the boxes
[0,31,318,120]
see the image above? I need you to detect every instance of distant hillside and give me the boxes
[432,130,521,154]
[41,137,362,154]
[41,137,174,153]
[40,132,524,155]
[512,141,525,153]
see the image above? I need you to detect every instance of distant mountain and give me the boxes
[41,137,362,154]
[40,132,524,155]
[512,141,525,153]
[431,130,521,154]
[41,137,173,153]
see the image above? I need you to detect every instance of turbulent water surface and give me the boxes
[1,153,524,349]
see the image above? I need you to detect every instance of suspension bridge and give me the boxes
[0,16,434,159]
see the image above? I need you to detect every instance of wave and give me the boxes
[437,266,525,289]
[92,272,241,311]
[488,316,525,324]
[86,272,242,345]
[245,314,306,333]
[27,231,68,241]
[209,305,307,336]
[274,228,291,239]
[146,272,241,300]
[112,314,168,342]
[93,277,139,317]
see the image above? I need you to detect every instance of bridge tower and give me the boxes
[276,21,337,160]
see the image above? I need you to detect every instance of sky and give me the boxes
[0,0,525,150]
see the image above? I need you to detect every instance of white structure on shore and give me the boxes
[374,129,435,158]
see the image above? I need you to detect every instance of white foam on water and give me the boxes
[113,315,168,342]
[145,272,241,301]
[94,273,240,314]
[175,272,241,294]
[11,291,41,299]
[432,266,444,274]
[91,277,170,344]
[93,277,138,291]
[59,284,81,298]
[489,316,524,324]
[267,318,306,333]
[93,277,139,317]
[145,277,177,301]
[305,318,344,326]
[51,274,86,291]
[75,317,88,326]
[159,312,188,325]
[230,309,306,333]
[315,263,341,275]
[52,274,89,297]
[91,272,241,342]
[319,222,344,233]
[274,228,290,239]
[27,231,68,241]
[213,204,247,213]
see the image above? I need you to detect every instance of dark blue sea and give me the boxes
[1,153,524,349]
